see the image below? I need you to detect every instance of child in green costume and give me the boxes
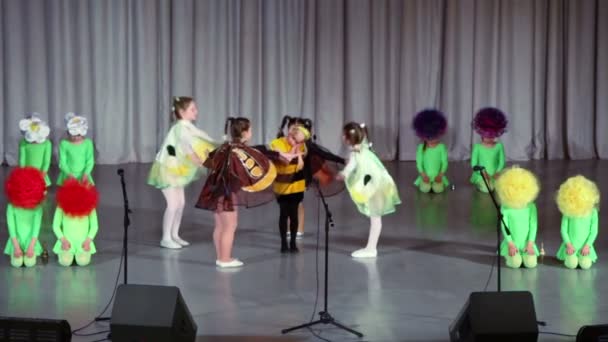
[495,166,540,268]
[555,176,599,270]
[470,107,507,193]
[4,167,47,267]
[57,113,95,185]
[412,109,449,193]
[53,178,99,266]
[18,113,52,186]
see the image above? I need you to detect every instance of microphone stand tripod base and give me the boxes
[281,181,363,338]
[282,311,363,337]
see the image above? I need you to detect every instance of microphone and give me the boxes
[312,134,317,142]
[117,168,124,176]
[473,165,485,171]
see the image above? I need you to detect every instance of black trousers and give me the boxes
[277,193,304,245]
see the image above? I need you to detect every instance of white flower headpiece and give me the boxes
[19,113,50,143]
[65,112,88,136]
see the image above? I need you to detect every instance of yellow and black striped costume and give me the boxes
[269,136,308,252]
[269,137,308,196]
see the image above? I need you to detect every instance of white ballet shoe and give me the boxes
[216,259,244,268]
[351,248,378,258]
[160,239,182,249]
[296,232,304,240]
[172,236,190,246]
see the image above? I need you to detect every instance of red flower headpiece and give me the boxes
[5,167,46,209]
[56,178,99,217]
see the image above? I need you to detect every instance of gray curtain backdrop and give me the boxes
[1,0,607,164]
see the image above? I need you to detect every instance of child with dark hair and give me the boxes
[470,107,508,193]
[337,122,400,258]
[276,115,345,241]
[412,109,449,193]
[196,117,293,268]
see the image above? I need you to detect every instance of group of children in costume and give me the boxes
[5,100,599,272]
[5,113,99,268]
[147,97,400,268]
[412,107,600,270]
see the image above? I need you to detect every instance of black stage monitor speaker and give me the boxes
[449,291,538,342]
[110,284,197,342]
[577,324,608,342]
[0,316,71,341]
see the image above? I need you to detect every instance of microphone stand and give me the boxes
[96,168,132,322]
[282,179,363,338]
[475,167,511,292]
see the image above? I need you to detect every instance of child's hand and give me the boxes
[61,237,71,251]
[83,238,92,252]
[279,152,295,162]
[13,246,23,258]
[82,174,89,183]
[581,244,590,256]
[566,243,575,255]
[26,245,35,258]
[508,242,518,256]
[526,241,535,255]
[421,173,430,183]
[434,173,443,183]
[296,155,304,171]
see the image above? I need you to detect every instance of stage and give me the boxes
[1,160,606,342]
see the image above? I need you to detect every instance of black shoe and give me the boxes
[281,243,289,253]
[289,242,299,253]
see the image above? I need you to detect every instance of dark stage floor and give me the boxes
[1,160,606,341]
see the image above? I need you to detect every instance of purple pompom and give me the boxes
[472,107,508,138]
[412,109,448,140]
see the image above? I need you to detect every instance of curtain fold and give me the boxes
[1,0,606,164]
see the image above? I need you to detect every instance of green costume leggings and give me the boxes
[10,255,36,268]
[563,254,593,270]
[58,252,91,266]
[419,181,445,194]
[474,178,494,193]
[504,254,538,269]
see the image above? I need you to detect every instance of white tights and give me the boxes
[161,187,186,242]
[365,216,382,250]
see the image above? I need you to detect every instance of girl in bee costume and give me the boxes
[273,115,345,251]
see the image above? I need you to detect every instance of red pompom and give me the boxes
[56,178,99,217]
[5,167,46,208]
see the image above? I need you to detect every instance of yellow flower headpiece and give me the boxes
[556,175,600,218]
[495,166,540,209]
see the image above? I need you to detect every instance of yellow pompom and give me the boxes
[556,175,600,218]
[495,166,540,209]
